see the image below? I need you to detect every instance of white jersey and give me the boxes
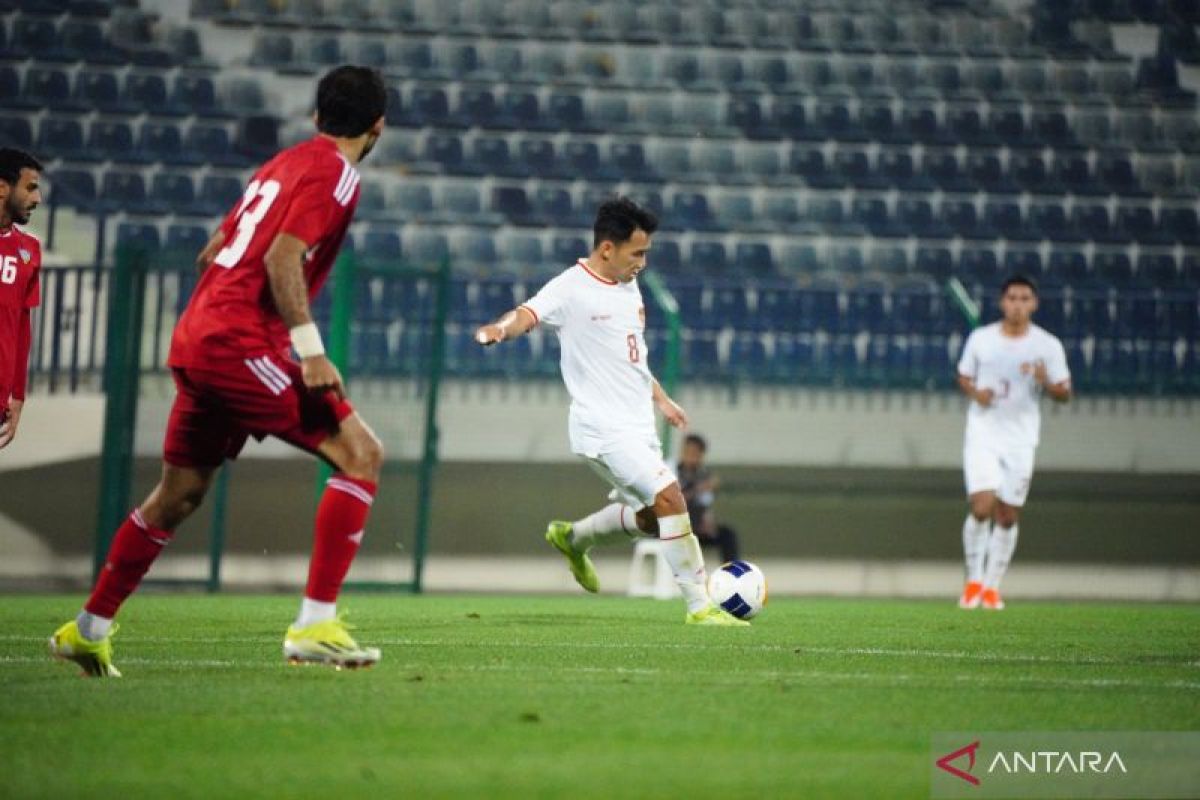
[957,322,1070,448]
[522,259,656,457]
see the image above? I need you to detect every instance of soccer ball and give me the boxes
[707,560,767,619]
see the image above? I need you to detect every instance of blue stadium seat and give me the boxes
[896,198,940,238]
[122,73,172,116]
[891,280,940,334]
[1003,248,1043,281]
[772,97,809,139]
[164,223,210,257]
[789,145,834,187]
[610,142,652,182]
[959,248,1000,288]
[734,241,774,277]
[533,187,577,228]
[551,235,588,265]
[195,175,244,217]
[170,74,226,118]
[87,120,139,163]
[355,183,390,222]
[37,118,90,162]
[99,173,154,214]
[515,138,557,178]
[942,199,985,239]
[690,240,728,275]
[359,229,402,270]
[1116,203,1163,244]
[184,124,246,168]
[22,67,75,111]
[473,136,518,177]
[8,18,57,60]
[844,281,886,332]
[409,87,457,129]
[72,71,130,115]
[1045,249,1090,288]
[915,246,954,281]
[983,199,1027,240]
[850,197,889,237]
[48,169,96,208]
[1055,151,1102,195]
[1029,201,1075,242]
[673,192,718,232]
[393,183,433,220]
[426,133,471,175]
[115,221,161,251]
[1093,252,1134,287]
[458,87,500,130]
[561,140,609,179]
[548,92,587,131]
[1137,254,1180,288]
[649,238,681,275]
[491,186,536,226]
[454,232,499,274]
[62,20,125,65]
[1072,202,1121,244]
[1159,207,1200,245]
[0,117,33,149]
[729,332,769,379]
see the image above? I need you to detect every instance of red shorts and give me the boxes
[163,353,355,468]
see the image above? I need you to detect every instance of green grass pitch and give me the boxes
[2,594,1197,799]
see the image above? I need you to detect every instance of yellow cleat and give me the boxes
[283,616,380,670]
[49,620,122,678]
[545,520,599,593]
[685,604,751,627]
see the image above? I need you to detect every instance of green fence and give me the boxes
[94,245,450,592]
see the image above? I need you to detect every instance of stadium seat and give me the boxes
[690,240,728,275]
[185,124,246,168]
[87,120,140,164]
[115,221,161,252]
[22,67,75,112]
[47,168,96,209]
[37,118,90,162]
[733,241,775,277]
[0,116,33,149]
[195,175,244,217]
[122,74,172,116]
[170,74,226,118]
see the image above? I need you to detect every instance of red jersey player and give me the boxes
[0,148,42,451]
[51,66,389,676]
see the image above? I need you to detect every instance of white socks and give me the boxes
[570,503,639,552]
[294,597,337,629]
[76,611,113,642]
[659,514,710,613]
[983,524,1019,589]
[962,514,991,583]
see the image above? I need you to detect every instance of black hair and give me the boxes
[315,66,388,137]
[0,148,43,186]
[684,433,708,452]
[593,196,658,248]
[1001,274,1039,296]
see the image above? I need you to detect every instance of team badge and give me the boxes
[18,248,30,263]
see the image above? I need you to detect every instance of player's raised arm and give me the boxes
[474,305,538,346]
[264,231,344,399]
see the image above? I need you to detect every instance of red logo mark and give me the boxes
[937,740,981,786]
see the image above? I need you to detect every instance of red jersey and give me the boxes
[0,224,40,405]
[169,136,361,367]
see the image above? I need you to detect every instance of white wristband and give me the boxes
[289,322,325,359]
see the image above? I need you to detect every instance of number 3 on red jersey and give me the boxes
[215,179,281,268]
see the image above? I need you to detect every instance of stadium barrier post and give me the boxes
[641,271,682,456]
[94,243,148,579]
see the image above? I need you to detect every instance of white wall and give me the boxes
[7,384,1198,473]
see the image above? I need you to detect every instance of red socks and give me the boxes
[85,509,173,618]
[305,474,376,602]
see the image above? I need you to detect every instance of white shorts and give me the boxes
[964,436,1036,507]
[582,437,678,511]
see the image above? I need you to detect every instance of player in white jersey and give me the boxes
[474,198,747,626]
[955,275,1072,610]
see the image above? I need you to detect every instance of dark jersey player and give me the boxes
[50,66,389,677]
[0,148,43,452]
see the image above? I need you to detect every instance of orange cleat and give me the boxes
[958,580,984,609]
[981,587,1005,610]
